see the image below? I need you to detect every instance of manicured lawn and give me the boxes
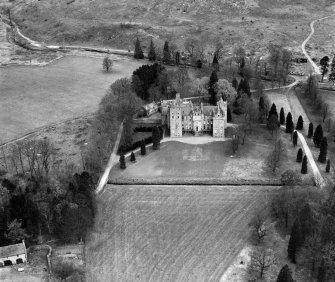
[0,55,144,143]
[86,184,280,282]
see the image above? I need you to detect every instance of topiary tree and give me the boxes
[308,122,313,138]
[134,38,144,59]
[301,155,308,174]
[296,115,304,130]
[326,159,330,173]
[276,264,294,282]
[268,103,278,120]
[148,39,156,61]
[293,131,298,147]
[313,124,324,147]
[119,153,126,169]
[318,137,328,163]
[130,152,136,162]
[227,107,232,122]
[140,139,146,155]
[296,148,303,163]
[288,218,303,263]
[286,112,294,133]
[152,126,161,150]
[280,107,285,125]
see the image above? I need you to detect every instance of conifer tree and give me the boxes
[134,38,144,59]
[259,96,265,111]
[119,153,126,169]
[296,115,304,130]
[313,124,324,147]
[152,126,161,150]
[301,155,308,174]
[286,112,294,133]
[276,264,294,282]
[268,103,278,120]
[238,78,244,93]
[130,152,136,162]
[318,137,328,163]
[329,55,335,85]
[288,218,303,263]
[296,148,303,163]
[227,107,232,122]
[326,159,330,173]
[212,52,219,70]
[308,122,314,138]
[280,107,285,125]
[163,41,171,63]
[148,39,156,61]
[175,51,180,65]
[208,71,218,105]
[140,139,146,155]
[293,131,298,147]
[232,77,238,90]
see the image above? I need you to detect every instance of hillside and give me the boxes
[3,0,334,54]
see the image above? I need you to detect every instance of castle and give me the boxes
[161,94,227,138]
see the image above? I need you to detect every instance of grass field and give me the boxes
[110,127,313,183]
[0,55,144,143]
[86,184,279,282]
[7,0,335,56]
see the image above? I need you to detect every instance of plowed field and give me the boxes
[86,184,279,282]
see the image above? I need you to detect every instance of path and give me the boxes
[95,120,124,194]
[301,16,330,75]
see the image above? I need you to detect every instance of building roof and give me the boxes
[202,106,216,116]
[0,242,25,258]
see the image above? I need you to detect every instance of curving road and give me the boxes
[301,16,330,75]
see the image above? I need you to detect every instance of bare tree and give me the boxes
[267,138,287,174]
[249,210,269,243]
[37,138,56,176]
[248,247,276,279]
[172,67,190,95]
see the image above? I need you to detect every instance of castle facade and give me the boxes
[162,94,227,138]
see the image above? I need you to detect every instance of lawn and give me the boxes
[86,184,280,282]
[110,139,274,182]
[0,55,144,143]
[110,125,313,183]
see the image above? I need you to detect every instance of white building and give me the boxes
[0,240,27,266]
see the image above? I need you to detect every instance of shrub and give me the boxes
[119,153,126,169]
[296,115,303,130]
[130,152,136,162]
[296,148,303,162]
[279,107,285,125]
[318,137,328,163]
[286,112,294,133]
[307,122,313,138]
[326,159,330,173]
[301,156,308,174]
[293,131,298,147]
[313,124,323,147]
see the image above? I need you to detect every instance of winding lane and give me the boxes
[301,16,330,75]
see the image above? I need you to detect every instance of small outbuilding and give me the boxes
[138,102,159,117]
[0,240,27,267]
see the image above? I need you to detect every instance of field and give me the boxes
[86,184,279,282]
[7,0,335,56]
[110,125,313,184]
[0,54,144,143]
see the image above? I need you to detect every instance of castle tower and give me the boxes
[213,98,226,138]
[170,94,182,137]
